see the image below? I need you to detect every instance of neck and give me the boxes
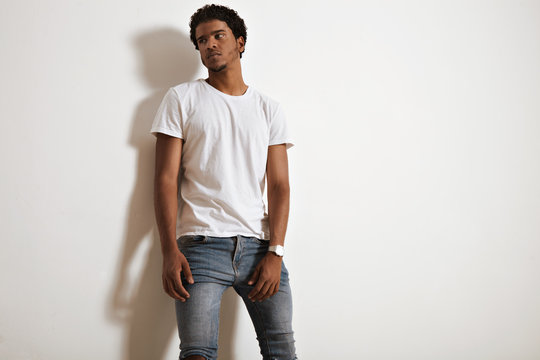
[206,62,248,96]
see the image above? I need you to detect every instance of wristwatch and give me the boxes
[268,245,284,257]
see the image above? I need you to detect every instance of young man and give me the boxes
[150,4,297,360]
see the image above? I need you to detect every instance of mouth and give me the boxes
[207,52,221,59]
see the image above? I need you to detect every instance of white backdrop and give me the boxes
[1,1,539,359]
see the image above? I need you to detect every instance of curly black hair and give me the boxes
[189,4,248,58]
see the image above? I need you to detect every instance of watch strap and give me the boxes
[268,245,284,256]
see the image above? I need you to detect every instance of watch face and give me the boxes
[270,245,284,256]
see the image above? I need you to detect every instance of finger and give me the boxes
[166,278,187,302]
[255,281,273,302]
[249,277,269,301]
[163,275,175,298]
[167,277,185,301]
[263,283,278,301]
[271,279,280,296]
[248,278,265,300]
[261,285,276,301]
[182,260,194,284]
[163,277,176,300]
[247,267,260,286]
[264,280,281,301]
[174,272,190,299]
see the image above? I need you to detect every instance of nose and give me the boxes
[205,38,218,50]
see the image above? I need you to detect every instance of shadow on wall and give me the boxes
[103,27,241,360]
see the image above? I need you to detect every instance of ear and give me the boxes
[237,36,245,53]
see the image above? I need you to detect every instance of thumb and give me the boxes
[248,267,260,286]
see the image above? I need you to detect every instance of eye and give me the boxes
[198,38,206,44]
[216,33,224,39]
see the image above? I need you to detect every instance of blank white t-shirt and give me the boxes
[150,78,294,240]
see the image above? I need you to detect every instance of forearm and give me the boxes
[154,178,179,255]
[267,184,290,246]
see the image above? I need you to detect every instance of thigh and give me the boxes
[175,235,236,360]
[234,239,297,359]
[175,281,227,360]
[177,235,236,285]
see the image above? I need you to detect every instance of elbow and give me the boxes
[268,181,290,195]
[154,175,178,194]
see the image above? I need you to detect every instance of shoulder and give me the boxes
[166,80,208,110]
[170,79,204,97]
[249,86,282,115]
[250,85,280,106]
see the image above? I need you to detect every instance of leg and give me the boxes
[175,281,227,360]
[175,235,237,360]
[233,237,297,360]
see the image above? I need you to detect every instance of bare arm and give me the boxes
[248,143,291,302]
[266,144,291,247]
[154,133,193,301]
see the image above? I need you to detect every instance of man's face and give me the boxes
[195,19,245,73]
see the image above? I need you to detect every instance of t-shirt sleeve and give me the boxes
[268,103,294,150]
[149,88,184,139]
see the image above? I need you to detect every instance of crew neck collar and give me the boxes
[200,78,252,99]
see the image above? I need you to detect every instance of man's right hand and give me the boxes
[162,249,194,302]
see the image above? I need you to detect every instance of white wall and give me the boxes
[1,1,539,359]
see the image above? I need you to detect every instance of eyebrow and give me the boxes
[196,30,226,42]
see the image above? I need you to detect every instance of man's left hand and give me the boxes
[247,252,282,302]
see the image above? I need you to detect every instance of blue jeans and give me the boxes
[175,234,297,360]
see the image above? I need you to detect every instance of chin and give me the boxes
[209,64,227,73]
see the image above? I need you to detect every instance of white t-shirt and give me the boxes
[150,78,294,240]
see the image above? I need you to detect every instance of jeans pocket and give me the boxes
[251,236,269,246]
[178,235,207,249]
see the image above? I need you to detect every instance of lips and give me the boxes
[207,52,221,58]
